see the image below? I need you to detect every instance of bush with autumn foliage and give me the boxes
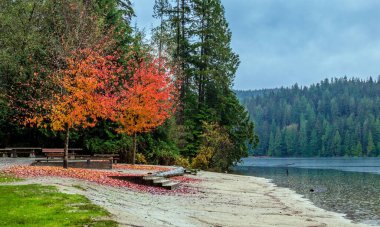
[191,122,236,171]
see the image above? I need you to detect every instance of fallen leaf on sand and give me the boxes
[3,166,199,195]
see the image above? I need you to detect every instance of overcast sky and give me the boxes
[131,0,380,90]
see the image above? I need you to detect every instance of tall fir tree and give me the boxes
[332,131,342,156]
[367,131,375,156]
[299,115,308,156]
[153,0,258,163]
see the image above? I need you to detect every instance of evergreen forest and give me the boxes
[237,77,380,157]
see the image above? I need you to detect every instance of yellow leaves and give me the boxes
[192,147,215,169]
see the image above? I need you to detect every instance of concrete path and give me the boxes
[0,158,35,170]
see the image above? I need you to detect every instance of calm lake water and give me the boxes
[232,157,380,225]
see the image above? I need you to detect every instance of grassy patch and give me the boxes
[0,184,117,226]
[0,173,22,183]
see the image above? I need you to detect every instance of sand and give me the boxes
[4,167,372,227]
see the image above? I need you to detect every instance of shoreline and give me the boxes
[5,168,371,227]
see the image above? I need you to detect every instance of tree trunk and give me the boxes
[176,0,180,59]
[119,148,127,163]
[63,126,69,169]
[132,133,137,165]
[154,167,185,177]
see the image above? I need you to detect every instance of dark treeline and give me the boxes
[237,77,380,157]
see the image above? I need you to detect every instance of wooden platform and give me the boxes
[111,175,180,190]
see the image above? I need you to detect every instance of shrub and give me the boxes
[147,140,180,165]
[191,122,235,171]
[174,156,190,168]
[135,153,147,164]
[191,147,213,169]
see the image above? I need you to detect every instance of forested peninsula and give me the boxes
[237,77,380,157]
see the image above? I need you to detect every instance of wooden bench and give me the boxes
[94,154,119,163]
[42,148,64,161]
[68,148,83,153]
[74,155,91,159]
[0,148,12,158]
[36,151,114,168]
[41,148,78,161]
[5,147,41,158]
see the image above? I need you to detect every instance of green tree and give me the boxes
[153,0,258,163]
[273,128,283,156]
[191,122,236,171]
[353,142,363,157]
[284,124,298,156]
[309,129,319,156]
[299,115,309,156]
[331,131,342,156]
[268,132,275,156]
[367,131,375,156]
[0,0,137,150]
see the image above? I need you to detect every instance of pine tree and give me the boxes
[274,127,283,156]
[367,131,375,156]
[376,142,380,156]
[268,132,275,156]
[153,0,258,163]
[299,115,308,156]
[332,131,342,156]
[353,142,363,157]
[309,129,319,156]
[284,124,297,156]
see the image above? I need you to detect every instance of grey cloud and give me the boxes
[133,0,380,89]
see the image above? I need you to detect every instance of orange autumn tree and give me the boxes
[27,48,120,168]
[111,58,178,164]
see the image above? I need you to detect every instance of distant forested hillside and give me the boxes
[237,77,380,157]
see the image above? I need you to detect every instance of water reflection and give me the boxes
[233,166,380,225]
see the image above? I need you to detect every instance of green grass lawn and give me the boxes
[0,173,22,183]
[0,174,117,226]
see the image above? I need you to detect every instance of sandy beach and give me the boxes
[4,162,370,227]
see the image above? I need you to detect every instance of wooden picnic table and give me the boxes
[0,148,13,158]
[94,154,119,163]
[68,148,83,151]
[5,147,41,158]
[41,148,82,161]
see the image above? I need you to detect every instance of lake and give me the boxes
[233,157,380,225]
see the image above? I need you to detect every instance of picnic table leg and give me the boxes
[12,150,17,158]
[30,149,36,158]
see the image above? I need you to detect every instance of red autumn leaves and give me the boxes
[16,48,178,167]
[111,59,177,135]
[26,48,178,134]
[3,166,198,195]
